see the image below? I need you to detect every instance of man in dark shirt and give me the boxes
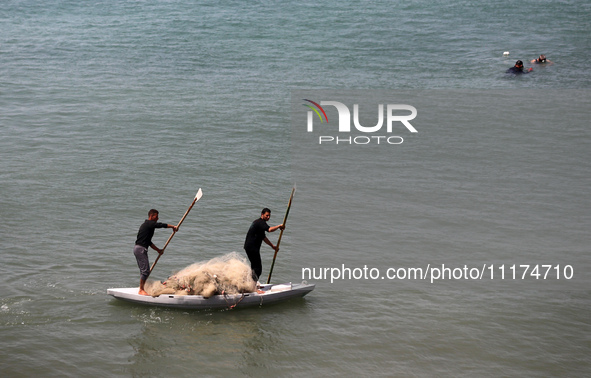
[134,209,178,295]
[506,60,532,74]
[244,208,285,283]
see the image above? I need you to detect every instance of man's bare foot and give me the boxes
[138,289,149,296]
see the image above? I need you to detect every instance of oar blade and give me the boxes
[195,188,203,201]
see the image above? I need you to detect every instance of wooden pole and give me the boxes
[149,188,203,275]
[266,186,296,284]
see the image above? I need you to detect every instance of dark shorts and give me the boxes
[134,245,150,280]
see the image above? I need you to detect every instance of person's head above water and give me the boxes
[531,54,552,64]
[506,60,532,74]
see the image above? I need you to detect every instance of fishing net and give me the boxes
[145,252,256,297]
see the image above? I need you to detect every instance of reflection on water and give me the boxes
[126,299,313,376]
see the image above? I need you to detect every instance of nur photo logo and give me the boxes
[302,98,418,145]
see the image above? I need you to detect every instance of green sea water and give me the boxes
[1,1,590,376]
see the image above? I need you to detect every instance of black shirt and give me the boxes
[506,66,528,74]
[244,218,270,251]
[135,220,168,248]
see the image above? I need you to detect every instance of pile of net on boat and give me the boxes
[145,252,256,297]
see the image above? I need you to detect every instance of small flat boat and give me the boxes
[107,282,315,310]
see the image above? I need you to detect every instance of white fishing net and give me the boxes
[145,252,256,297]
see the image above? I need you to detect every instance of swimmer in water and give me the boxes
[506,60,533,74]
[531,54,553,65]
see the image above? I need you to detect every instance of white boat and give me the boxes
[107,282,315,310]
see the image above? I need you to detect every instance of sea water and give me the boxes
[1,0,589,376]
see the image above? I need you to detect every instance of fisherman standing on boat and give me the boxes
[134,209,178,296]
[244,208,285,283]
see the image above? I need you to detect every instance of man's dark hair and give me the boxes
[148,209,159,217]
[261,207,271,215]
